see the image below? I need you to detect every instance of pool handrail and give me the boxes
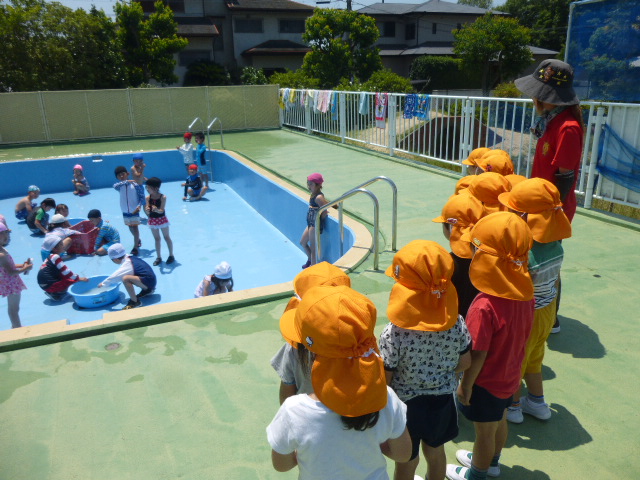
[315,187,380,270]
[188,117,204,132]
[206,117,225,149]
[347,176,398,252]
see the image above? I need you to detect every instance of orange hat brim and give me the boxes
[469,250,533,301]
[279,305,302,347]
[312,353,388,417]
[527,210,572,243]
[448,225,474,258]
[387,282,459,331]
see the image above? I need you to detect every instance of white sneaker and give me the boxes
[446,464,469,480]
[506,404,524,424]
[414,476,425,480]
[521,396,552,420]
[455,450,501,477]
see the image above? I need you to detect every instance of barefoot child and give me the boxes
[26,198,56,235]
[177,132,195,174]
[14,185,40,220]
[182,164,208,201]
[37,236,88,301]
[0,224,33,328]
[195,132,209,187]
[145,177,175,266]
[99,243,157,310]
[71,164,90,195]
[113,166,145,255]
[88,209,121,256]
[300,173,328,269]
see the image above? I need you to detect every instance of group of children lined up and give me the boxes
[1,143,228,327]
[267,147,572,480]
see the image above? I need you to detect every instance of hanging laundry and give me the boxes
[375,93,388,129]
[330,92,339,121]
[359,92,369,115]
[415,94,431,120]
[288,88,296,108]
[319,90,331,113]
[404,94,418,119]
[306,89,316,108]
[299,90,306,106]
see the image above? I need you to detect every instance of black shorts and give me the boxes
[406,393,459,460]
[457,384,512,423]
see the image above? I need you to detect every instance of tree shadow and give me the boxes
[546,315,606,359]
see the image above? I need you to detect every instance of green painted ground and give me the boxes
[1,130,639,479]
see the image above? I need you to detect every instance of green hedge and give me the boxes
[409,56,481,91]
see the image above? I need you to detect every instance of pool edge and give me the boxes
[0,150,373,351]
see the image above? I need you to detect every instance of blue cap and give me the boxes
[133,153,144,160]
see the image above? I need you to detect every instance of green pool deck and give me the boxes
[1,129,639,479]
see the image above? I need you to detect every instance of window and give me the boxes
[381,21,396,38]
[405,23,416,41]
[432,22,437,35]
[179,50,210,67]
[235,18,263,34]
[279,19,306,34]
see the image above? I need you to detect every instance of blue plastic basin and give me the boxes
[69,275,120,308]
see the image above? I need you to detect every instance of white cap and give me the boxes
[50,214,67,224]
[42,235,62,252]
[107,243,126,260]
[214,261,232,279]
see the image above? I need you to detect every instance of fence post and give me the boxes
[584,106,606,209]
[339,92,346,144]
[388,94,397,157]
[37,91,51,142]
[126,88,136,137]
[460,99,472,175]
[304,95,312,134]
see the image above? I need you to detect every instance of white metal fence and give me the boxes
[279,89,640,212]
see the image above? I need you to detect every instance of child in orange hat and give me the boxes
[475,150,514,176]
[433,194,485,319]
[462,148,491,175]
[267,285,411,478]
[455,175,475,195]
[498,178,571,424]
[465,173,511,215]
[446,212,535,480]
[270,261,351,404]
[380,240,471,480]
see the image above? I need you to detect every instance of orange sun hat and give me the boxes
[432,194,485,258]
[280,262,351,346]
[280,285,387,417]
[498,178,572,243]
[461,212,534,301]
[466,172,512,214]
[455,175,476,195]
[385,240,459,331]
[476,150,514,176]
[505,174,527,189]
[462,147,491,167]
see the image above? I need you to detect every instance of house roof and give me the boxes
[175,17,219,37]
[242,40,311,56]
[378,41,557,56]
[226,0,314,12]
[358,0,507,16]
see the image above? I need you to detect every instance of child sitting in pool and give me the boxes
[41,214,78,260]
[194,262,233,297]
[37,235,88,301]
[300,173,328,269]
[182,164,208,201]
[14,185,40,221]
[55,204,70,218]
[88,209,121,256]
[71,164,90,195]
[99,243,156,310]
[145,177,175,266]
[26,198,56,235]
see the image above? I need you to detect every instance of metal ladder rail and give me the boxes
[205,117,224,181]
[347,176,398,252]
[315,188,380,270]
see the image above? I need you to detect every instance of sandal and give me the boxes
[153,258,162,266]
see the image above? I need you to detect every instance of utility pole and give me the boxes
[346,0,352,10]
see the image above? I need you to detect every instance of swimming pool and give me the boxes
[0,150,362,332]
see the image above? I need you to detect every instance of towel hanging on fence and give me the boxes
[319,90,331,113]
[375,93,388,129]
[404,94,417,119]
[359,92,369,115]
[279,88,289,110]
[415,94,431,120]
[330,92,339,121]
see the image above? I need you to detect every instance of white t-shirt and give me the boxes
[266,386,407,480]
[178,143,195,164]
[270,343,313,395]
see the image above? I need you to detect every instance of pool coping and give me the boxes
[0,150,373,351]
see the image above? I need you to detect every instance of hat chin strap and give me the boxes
[349,347,379,360]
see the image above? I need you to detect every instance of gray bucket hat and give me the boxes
[515,59,579,106]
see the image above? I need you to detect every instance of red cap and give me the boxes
[188,164,198,171]
[184,132,193,139]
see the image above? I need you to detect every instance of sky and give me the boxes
[46,0,505,16]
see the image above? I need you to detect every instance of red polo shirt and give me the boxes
[531,109,583,221]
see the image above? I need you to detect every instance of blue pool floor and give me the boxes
[0,180,307,329]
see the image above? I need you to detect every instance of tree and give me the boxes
[502,0,571,53]
[301,9,382,89]
[0,0,125,91]
[241,67,268,85]
[115,0,187,87]
[183,60,231,87]
[458,0,493,9]
[453,13,533,95]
